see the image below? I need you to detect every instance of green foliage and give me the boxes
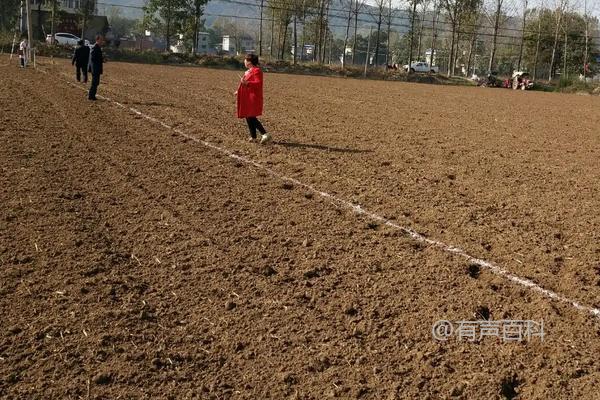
[144,0,187,48]
[0,0,20,32]
[108,8,138,38]
[524,8,593,78]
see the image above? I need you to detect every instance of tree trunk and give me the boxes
[301,9,306,61]
[281,20,289,60]
[563,29,567,79]
[342,0,353,69]
[548,10,563,81]
[488,0,502,74]
[364,25,372,77]
[270,10,275,58]
[352,2,359,64]
[165,0,172,51]
[517,0,527,71]
[416,2,427,61]
[293,14,297,64]
[430,3,438,68]
[277,20,282,59]
[533,9,542,80]
[584,0,589,80]
[192,4,200,54]
[321,0,330,62]
[259,0,264,56]
[408,0,417,72]
[374,7,383,67]
[466,30,476,76]
[386,0,392,65]
[50,0,57,44]
[447,25,455,77]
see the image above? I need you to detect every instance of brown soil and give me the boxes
[1,56,599,399]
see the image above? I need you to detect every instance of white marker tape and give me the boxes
[37,65,600,320]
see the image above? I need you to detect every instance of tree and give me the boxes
[484,0,510,73]
[77,0,97,39]
[342,0,353,68]
[517,0,529,70]
[0,0,20,33]
[372,0,386,67]
[144,0,187,51]
[548,0,569,80]
[407,0,421,72]
[441,0,464,76]
[351,0,365,64]
[108,7,137,39]
[184,0,208,54]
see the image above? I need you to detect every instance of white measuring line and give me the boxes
[37,65,600,320]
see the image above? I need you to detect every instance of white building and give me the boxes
[222,35,255,55]
[425,49,438,66]
[197,32,210,54]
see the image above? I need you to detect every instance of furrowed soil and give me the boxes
[1,56,599,399]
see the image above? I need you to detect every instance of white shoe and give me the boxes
[248,136,258,143]
[260,133,272,144]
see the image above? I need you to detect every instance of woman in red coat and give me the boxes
[236,54,272,144]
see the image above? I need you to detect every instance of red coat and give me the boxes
[237,67,264,118]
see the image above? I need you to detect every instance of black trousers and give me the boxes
[246,117,266,139]
[76,65,88,82]
[88,73,100,99]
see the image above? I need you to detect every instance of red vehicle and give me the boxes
[511,71,534,90]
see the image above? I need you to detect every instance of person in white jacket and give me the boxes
[18,38,28,68]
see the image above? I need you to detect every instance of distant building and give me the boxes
[291,44,314,60]
[196,32,210,54]
[222,35,255,55]
[28,0,108,41]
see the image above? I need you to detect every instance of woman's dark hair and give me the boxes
[245,53,259,66]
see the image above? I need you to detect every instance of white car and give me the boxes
[403,62,439,74]
[46,33,90,47]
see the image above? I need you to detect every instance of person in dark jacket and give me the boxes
[88,35,104,101]
[72,40,90,83]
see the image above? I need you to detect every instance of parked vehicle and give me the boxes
[46,33,90,47]
[403,62,439,73]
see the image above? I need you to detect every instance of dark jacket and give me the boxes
[90,43,103,75]
[72,45,90,68]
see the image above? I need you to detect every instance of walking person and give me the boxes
[236,54,272,144]
[88,35,104,101]
[18,38,28,68]
[72,40,90,83]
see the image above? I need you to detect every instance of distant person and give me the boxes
[88,35,104,101]
[18,38,28,68]
[72,39,90,83]
[235,53,271,144]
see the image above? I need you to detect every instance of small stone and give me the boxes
[261,266,277,276]
[8,326,22,335]
[92,372,112,385]
[225,301,236,311]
